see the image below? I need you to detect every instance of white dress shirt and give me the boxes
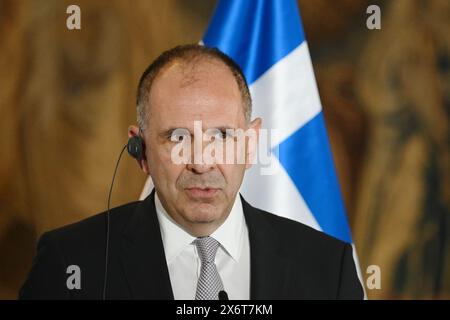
[154,192,250,300]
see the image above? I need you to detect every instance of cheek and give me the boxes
[147,143,184,187]
[147,138,177,164]
[218,164,246,189]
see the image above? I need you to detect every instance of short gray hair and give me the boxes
[136,44,252,131]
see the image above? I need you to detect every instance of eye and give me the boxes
[219,130,227,139]
[206,129,230,141]
[170,128,190,142]
[173,134,184,142]
[220,129,234,140]
[205,129,227,141]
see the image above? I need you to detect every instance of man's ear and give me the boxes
[128,125,150,175]
[245,117,262,169]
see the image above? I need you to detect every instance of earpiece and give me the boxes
[104,130,144,299]
[127,134,144,161]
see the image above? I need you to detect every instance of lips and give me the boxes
[185,187,219,199]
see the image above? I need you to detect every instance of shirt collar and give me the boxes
[210,193,245,262]
[155,191,245,264]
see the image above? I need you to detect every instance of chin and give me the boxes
[185,203,222,224]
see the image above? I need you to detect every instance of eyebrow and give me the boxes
[158,125,237,137]
[216,126,236,131]
[158,127,187,138]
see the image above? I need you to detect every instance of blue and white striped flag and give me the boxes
[140,0,364,289]
[204,0,350,243]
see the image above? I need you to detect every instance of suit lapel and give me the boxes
[118,191,296,299]
[241,195,292,299]
[119,190,174,299]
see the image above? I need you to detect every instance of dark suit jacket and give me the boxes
[19,190,363,299]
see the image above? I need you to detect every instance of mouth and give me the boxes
[185,187,220,199]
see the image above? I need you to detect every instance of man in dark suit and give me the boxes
[20,44,363,300]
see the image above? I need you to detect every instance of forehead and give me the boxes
[147,59,246,130]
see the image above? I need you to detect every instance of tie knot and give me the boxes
[195,236,220,263]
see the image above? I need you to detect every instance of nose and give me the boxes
[185,134,218,174]
[186,162,216,174]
